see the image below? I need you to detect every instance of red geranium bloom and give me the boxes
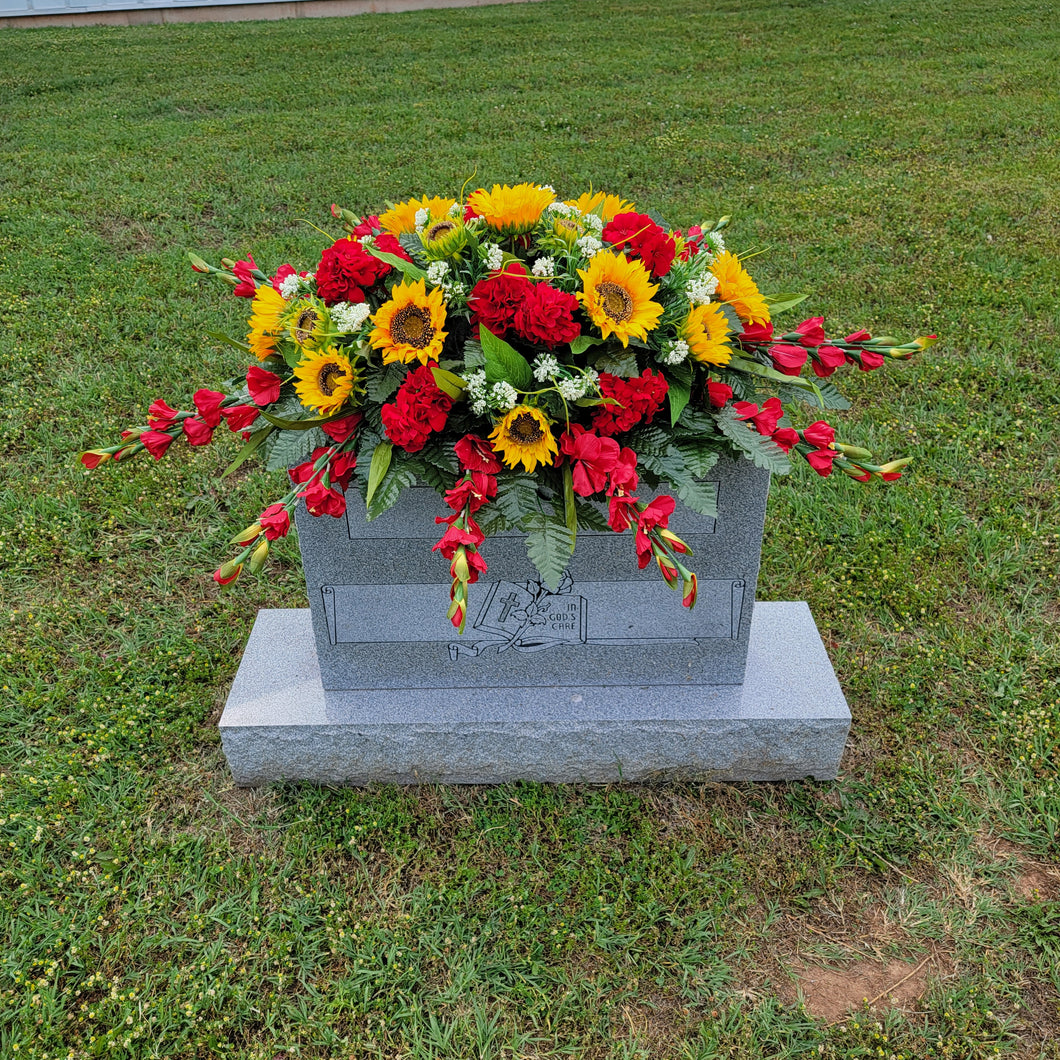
[381,365,453,453]
[139,430,174,460]
[455,434,503,474]
[468,264,532,338]
[559,426,620,497]
[221,404,260,431]
[259,503,291,541]
[247,365,282,407]
[193,388,226,428]
[603,212,676,277]
[513,283,581,347]
[706,379,733,408]
[232,255,258,298]
[315,237,390,306]
[182,417,213,447]
[592,369,669,436]
[769,343,809,376]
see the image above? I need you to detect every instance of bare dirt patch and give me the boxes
[784,951,952,1022]
[981,836,1060,900]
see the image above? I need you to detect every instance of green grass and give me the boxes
[1,0,1059,1056]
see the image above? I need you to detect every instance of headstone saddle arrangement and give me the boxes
[82,183,936,785]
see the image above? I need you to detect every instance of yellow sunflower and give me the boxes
[246,284,287,361]
[369,278,448,365]
[293,347,356,415]
[467,183,555,236]
[709,251,771,326]
[420,217,467,260]
[379,195,457,237]
[488,406,558,473]
[565,191,635,222]
[679,302,733,366]
[578,252,663,347]
[283,297,327,350]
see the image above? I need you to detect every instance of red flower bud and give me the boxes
[182,418,214,447]
[259,503,291,541]
[706,379,733,408]
[79,450,111,469]
[140,430,175,460]
[802,421,835,448]
[769,343,808,376]
[213,561,242,586]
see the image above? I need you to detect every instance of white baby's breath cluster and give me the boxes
[546,201,575,218]
[557,374,596,401]
[482,242,504,272]
[414,207,431,233]
[532,256,555,277]
[532,353,561,381]
[581,212,604,234]
[278,273,304,300]
[330,301,372,333]
[576,235,603,258]
[685,273,719,306]
[426,261,450,285]
[702,229,726,256]
[462,370,518,415]
[660,339,690,366]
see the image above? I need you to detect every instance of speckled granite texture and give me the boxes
[219,602,850,786]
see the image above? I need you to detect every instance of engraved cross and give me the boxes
[498,592,520,622]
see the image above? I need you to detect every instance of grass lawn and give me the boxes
[1,0,1059,1055]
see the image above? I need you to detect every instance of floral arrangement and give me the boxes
[82,183,935,632]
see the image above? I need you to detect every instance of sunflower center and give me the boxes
[597,282,633,324]
[391,305,434,349]
[316,362,347,396]
[294,308,318,345]
[507,413,544,445]
[424,220,456,243]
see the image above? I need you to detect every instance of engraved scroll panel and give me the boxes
[319,577,745,650]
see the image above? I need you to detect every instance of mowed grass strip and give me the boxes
[1,0,1058,1056]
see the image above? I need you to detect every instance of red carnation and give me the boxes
[769,343,809,376]
[706,379,733,408]
[513,283,581,347]
[468,265,532,338]
[193,388,226,429]
[140,430,175,460]
[322,413,363,443]
[247,365,282,407]
[810,344,847,378]
[221,404,260,431]
[603,213,676,278]
[259,503,291,541]
[559,425,620,497]
[232,255,258,298]
[592,369,669,436]
[315,236,390,306]
[381,366,453,453]
[182,417,214,447]
[455,434,503,474]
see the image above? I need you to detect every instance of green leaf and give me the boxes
[728,354,824,404]
[672,474,719,518]
[569,334,604,358]
[220,424,273,479]
[495,473,544,524]
[477,510,511,537]
[784,378,852,410]
[430,366,466,400]
[480,327,533,390]
[672,440,720,478]
[365,441,393,507]
[668,375,691,427]
[364,244,427,282]
[463,338,485,369]
[265,427,325,472]
[592,347,639,376]
[717,305,742,334]
[714,406,791,474]
[523,513,575,592]
[257,410,340,431]
[365,364,405,402]
[205,330,251,354]
[397,231,428,266]
[764,292,810,314]
[574,500,611,532]
[366,461,417,521]
[562,464,578,547]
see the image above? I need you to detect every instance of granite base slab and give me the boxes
[219,602,850,786]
